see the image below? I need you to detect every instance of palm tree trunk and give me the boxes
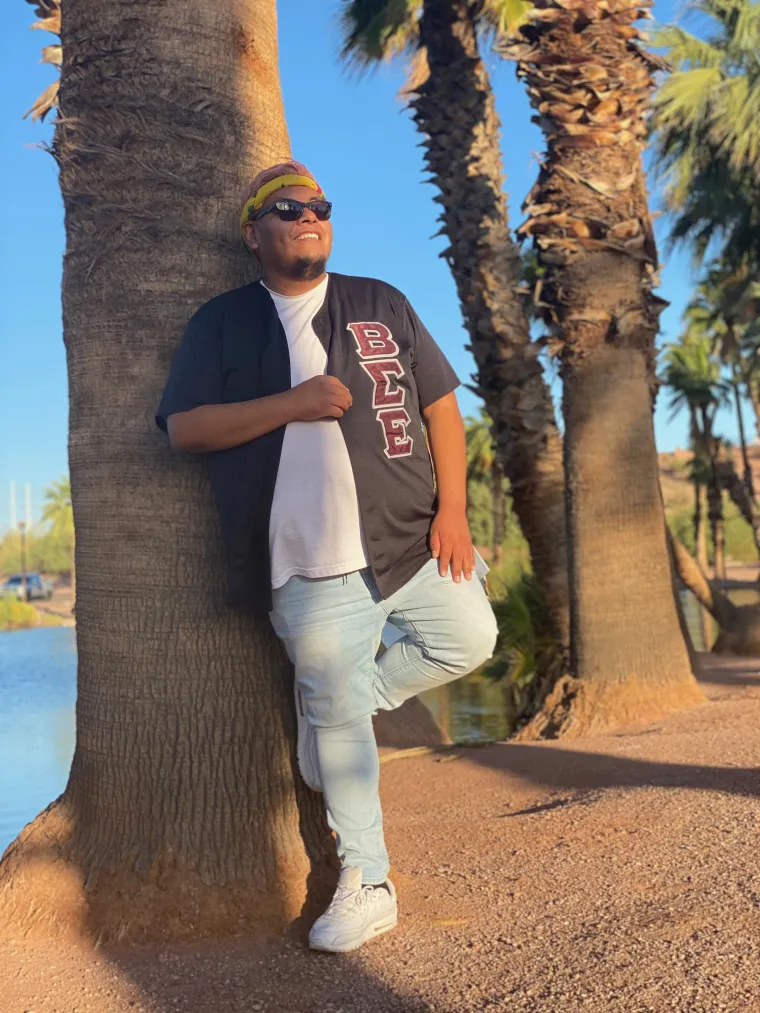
[694,479,708,571]
[0,0,336,946]
[732,378,754,496]
[503,0,703,736]
[413,0,569,652]
[491,461,505,566]
[716,458,760,559]
[701,411,727,580]
[669,531,760,655]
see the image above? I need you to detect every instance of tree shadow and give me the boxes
[96,935,446,1013]
[463,740,760,801]
[695,653,760,689]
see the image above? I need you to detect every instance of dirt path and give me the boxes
[4,654,760,1013]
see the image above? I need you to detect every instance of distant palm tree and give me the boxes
[662,334,730,577]
[650,0,760,263]
[686,262,759,501]
[41,475,74,593]
[465,412,505,565]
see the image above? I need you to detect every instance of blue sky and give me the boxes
[0,0,750,533]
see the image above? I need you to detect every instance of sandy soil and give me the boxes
[4,652,760,1013]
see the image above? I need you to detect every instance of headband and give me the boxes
[239,174,325,236]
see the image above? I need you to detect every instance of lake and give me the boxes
[0,591,731,854]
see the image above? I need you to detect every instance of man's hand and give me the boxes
[430,506,475,583]
[287,375,352,421]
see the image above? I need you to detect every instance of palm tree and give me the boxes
[687,262,758,500]
[2,0,339,946]
[649,0,760,264]
[498,0,704,731]
[339,0,570,652]
[662,333,731,577]
[41,475,74,595]
[465,411,506,565]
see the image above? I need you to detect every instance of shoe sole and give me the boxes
[309,912,398,954]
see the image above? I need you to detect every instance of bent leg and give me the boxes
[269,571,390,884]
[374,559,498,711]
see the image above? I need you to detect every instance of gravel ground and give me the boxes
[4,653,760,1013]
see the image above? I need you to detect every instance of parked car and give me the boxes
[1,573,53,602]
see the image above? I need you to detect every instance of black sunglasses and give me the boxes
[252,198,333,223]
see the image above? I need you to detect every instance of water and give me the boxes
[0,589,754,853]
[0,627,77,854]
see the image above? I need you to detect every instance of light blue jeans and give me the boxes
[269,559,498,884]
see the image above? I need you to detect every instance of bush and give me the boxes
[0,599,40,630]
[483,573,564,725]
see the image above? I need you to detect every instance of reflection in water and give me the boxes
[0,588,756,851]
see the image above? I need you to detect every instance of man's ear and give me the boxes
[242,222,259,253]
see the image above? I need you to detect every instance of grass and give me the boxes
[0,598,65,632]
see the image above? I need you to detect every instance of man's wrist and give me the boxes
[436,498,467,514]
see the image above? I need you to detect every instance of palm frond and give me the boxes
[23,0,61,123]
[339,0,421,68]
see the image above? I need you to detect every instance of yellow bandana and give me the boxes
[239,174,325,236]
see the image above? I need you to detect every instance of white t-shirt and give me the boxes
[265,276,369,589]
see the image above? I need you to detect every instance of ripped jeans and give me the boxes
[269,559,498,884]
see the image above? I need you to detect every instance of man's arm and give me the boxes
[167,375,352,453]
[423,391,475,583]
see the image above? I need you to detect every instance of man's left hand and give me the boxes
[430,507,475,583]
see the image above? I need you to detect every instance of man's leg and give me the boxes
[373,558,498,712]
[269,571,390,884]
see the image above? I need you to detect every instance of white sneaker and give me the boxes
[309,867,398,953]
[295,685,321,792]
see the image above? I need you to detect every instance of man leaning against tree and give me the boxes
[156,161,497,953]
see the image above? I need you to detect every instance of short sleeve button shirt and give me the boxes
[156,273,460,612]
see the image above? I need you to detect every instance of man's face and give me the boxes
[243,185,333,281]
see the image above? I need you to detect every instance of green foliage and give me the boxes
[0,599,46,631]
[666,497,756,563]
[661,329,728,420]
[42,475,73,538]
[481,573,563,720]
[338,0,533,69]
[0,477,74,579]
[650,0,760,264]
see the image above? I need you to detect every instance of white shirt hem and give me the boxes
[271,555,370,590]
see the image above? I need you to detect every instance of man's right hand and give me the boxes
[287,375,352,421]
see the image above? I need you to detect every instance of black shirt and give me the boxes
[156,273,460,612]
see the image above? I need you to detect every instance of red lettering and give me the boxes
[377,407,413,458]
[347,321,399,359]
[361,360,406,408]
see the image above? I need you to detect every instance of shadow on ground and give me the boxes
[99,936,444,1013]
[463,740,760,801]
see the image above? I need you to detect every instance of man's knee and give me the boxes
[432,600,498,678]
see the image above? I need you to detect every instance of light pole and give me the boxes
[19,522,28,601]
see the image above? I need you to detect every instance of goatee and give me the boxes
[289,256,327,282]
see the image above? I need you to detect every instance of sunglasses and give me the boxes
[252,198,333,223]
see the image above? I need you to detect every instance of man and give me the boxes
[156,161,497,953]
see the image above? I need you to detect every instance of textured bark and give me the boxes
[501,0,703,734]
[412,0,569,652]
[0,0,338,946]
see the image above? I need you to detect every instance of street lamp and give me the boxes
[18,522,27,601]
